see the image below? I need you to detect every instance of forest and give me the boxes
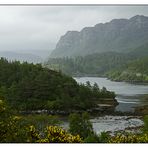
[107,56,148,82]
[0,57,116,112]
[45,52,130,76]
[45,46,148,83]
[0,58,121,143]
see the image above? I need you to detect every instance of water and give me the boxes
[61,116,144,135]
[61,77,147,134]
[74,77,148,112]
[91,115,143,135]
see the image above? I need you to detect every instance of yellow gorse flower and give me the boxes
[13,116,21,120]
[29,125,82,143]
[109,133,148,143]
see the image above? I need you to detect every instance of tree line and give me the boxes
[45,48,148,82]
[0,57,116,111]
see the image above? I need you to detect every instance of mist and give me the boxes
[0,5,148,62]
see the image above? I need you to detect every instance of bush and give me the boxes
[28,125,82,143]
[99,132,110,143]
[143,115,148,133]
[109,133,148,143]
[69,112,94,139]
[84,132,110,143]
[0,97,28,142]
[84,133,100,143]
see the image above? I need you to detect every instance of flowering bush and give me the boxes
[28,125,82,143]
[109,133,148,143]
[0,98,28,142]
[1,97,148,143]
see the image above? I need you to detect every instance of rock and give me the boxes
[50,15,148,58]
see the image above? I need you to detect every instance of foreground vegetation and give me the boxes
[0,97,82,143]
[1,97,148,143]
[0,58,116,112]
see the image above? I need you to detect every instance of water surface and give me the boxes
[74,77,148,112]
[61,115,143,135]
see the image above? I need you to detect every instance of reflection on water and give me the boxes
[74,77,148,112]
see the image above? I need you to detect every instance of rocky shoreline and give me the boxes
[90,115,144,135]
[60,115,144,136]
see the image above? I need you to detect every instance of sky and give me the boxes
[0,5,148,52]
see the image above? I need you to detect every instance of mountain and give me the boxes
[50,15,148,57]
[45,42,148,78]
[0,51,43,63]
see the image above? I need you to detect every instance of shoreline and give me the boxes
[19,109,145,117]
[74,75,148,85]
[60,115,144,135]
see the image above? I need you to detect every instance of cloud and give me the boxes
[0,6,148,51]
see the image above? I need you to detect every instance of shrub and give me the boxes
[28,125,82,143]
[84,133,100,143]
[143,115,148,133]
[69,112,94,139]
[109,133,148,143]
[84,132,110,143]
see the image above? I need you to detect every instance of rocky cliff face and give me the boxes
[50,15,148,57]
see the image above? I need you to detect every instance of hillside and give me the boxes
[45,52,130,76]
[50,15,148,57]
[45,42,148,76]
[0,58,117,112]
[107,56,148,82]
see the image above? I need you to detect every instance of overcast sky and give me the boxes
[0,5,148,52]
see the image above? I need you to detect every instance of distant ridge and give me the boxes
[0,51,43,63]
[50,15,148,57]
